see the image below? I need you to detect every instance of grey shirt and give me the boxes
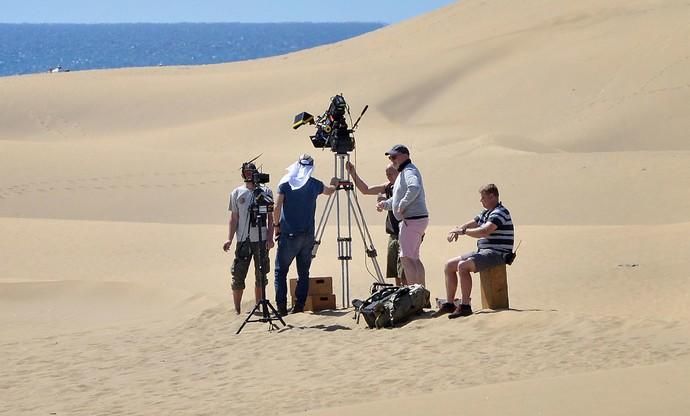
[229,185,273,242]
[382,160,428,221]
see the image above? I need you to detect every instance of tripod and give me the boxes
[313,152,387,308]
[236,193,286,334]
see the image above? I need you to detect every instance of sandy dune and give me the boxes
[2,0,690,414]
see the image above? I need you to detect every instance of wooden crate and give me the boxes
[289,276,333,298]
[291,294,337,311]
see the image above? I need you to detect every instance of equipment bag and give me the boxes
[357,284,430,329]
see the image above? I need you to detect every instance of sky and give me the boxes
[0,0,458,24]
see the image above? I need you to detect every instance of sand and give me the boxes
[2,0,690,414]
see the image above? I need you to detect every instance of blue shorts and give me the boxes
[461,249,506,272]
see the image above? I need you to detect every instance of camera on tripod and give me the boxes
[252,171,270,185]
[293,94,367,155]
[251,185,273,217]
[242,161,270,185]
[242,160,273,222]
[236,159,284,333]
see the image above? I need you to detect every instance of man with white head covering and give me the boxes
[273,154,337,315]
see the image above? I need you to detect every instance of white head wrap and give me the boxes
[278,153,314,190]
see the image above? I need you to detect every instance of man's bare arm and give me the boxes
[465,222,497,238]
[273,193,284,228]
[450,220,478,234]
[229,211,239,241]
[447,220,479,242]
[346,161,386,195]
[321,177,338,196]
[223,211,240,251]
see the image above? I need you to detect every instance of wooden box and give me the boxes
[291,294,337,311]
[289,276,333,298]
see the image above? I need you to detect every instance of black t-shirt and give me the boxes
[384,183,400,236]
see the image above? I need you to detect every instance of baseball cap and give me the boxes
[384,144,410,156]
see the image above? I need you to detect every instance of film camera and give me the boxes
[242,161,270,185]
[241,161,273,223]
[293,94,367,154]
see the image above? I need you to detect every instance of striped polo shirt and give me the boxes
[474,202,514,253]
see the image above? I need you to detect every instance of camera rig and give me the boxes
[292,94,368,154]
[241,156,274,226]
[236,154,283,334]
[242,158,270,186]
[291,95,385,307]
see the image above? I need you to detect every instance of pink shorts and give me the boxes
[398,217,428,260]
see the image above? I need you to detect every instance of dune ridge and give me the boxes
[2,0,690,414]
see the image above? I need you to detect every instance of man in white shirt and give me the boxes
[222,162,275,314]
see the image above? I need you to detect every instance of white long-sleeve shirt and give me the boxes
[382,160,428,221]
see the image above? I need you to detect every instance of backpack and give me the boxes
[354,284,430,329]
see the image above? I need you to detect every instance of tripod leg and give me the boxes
[305,153,386,310]
[266,300,287,327]
[236,301,263,334]
[313,191,336,259]
[236,205,287,334]
[347,189,385,284]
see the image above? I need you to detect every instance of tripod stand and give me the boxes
[313,152,386,308]
[236,192,286,334]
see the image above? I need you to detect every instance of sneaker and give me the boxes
[448,304,473,319]
[277,304,288,316]
[290,304,305,314]
[431,302,456,318]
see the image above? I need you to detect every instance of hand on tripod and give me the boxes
[345,161,356,175]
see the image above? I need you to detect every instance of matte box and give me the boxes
[289,276,333,298]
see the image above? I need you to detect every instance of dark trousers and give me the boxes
[274,232,314,307]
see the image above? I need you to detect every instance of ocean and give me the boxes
[0,22,384,77]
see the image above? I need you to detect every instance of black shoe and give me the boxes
[448,304,473,319]
[277,304,288,316]
[432,302,456,318]
[291,304,305,314]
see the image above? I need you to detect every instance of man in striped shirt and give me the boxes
[435,184,514,318]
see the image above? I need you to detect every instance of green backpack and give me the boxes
[356,284,430,329]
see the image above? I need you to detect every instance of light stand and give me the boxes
[312,152,387,308]
[236,189,286,334]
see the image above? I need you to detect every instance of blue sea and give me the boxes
[0,22,384,77]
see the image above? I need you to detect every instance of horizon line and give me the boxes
[0,21,389,25]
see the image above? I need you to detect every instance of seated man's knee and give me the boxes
[457,259,475,273]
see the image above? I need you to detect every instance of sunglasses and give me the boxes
[387,154,398,160]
